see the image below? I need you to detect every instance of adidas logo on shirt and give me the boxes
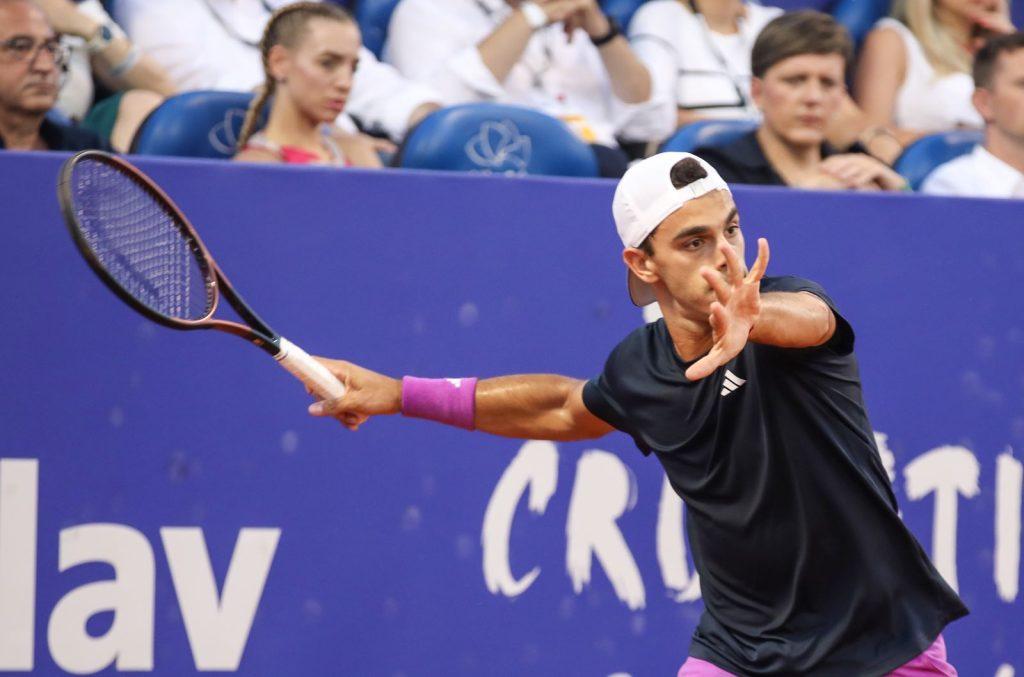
[720,370,747,397]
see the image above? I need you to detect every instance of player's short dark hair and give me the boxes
[751,11,853,79]
[973,32,1024,88]
[639,157,708,255]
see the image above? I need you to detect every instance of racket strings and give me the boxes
[70,161,213,321]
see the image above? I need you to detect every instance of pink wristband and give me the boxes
[401,376,478,430]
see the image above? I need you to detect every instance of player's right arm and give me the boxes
[308,359,613,441]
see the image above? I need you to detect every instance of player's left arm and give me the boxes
[749,291,836,349]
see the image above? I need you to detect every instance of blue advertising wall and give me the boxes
[0,152,1022,676]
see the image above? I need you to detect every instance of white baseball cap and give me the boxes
[612,152,730,306]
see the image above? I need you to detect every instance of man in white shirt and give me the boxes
[113,0,440,142]
[922,32,1024,199]
[384,0,674,175]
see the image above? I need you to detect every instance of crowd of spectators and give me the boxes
[1,0,1022,197]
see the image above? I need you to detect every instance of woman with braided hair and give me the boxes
[234,2,380,167]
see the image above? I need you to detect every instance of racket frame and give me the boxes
[58,151,283,358]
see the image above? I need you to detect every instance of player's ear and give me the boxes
[622,247,659,284]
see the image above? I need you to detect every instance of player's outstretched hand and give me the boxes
[685,238,770,382]
[306,358,402,431]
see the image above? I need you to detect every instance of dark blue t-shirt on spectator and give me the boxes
[0,118,112,152]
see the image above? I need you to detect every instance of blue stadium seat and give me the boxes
[830,0,891,48]
[602,0,648,30]
[356,0,401,59]
[398,103,599,177]
[660,119,759,153]
[894,130,983,190]
[130,91,266,159]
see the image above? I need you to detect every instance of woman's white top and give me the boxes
[384,0,675,145]
[55,0,124,120]
[629,0,783,120]
[872,17,982,131]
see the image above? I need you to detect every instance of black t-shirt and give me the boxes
[0,118,112,152]
[693,131,861,187]
[583,276,967,676]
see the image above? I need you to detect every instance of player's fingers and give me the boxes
[685,353,718,381]
[747,238,770,282]
[708,301,728,337]
[702,266,732,304]
[309,393,354,417]
[721,243,743,286]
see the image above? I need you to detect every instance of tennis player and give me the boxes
[308,152,967,675]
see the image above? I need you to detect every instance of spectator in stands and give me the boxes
[35,0,176,152]
[234,3,379,167]
[383,0,673,177]
[628,0,784,130]
[855,0,1016,140]
[0,0,111,151]
[113,0,440,147]
[922,32,1024,197]
[694,11,907,190]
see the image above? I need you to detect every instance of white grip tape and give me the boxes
[275,337,346,400]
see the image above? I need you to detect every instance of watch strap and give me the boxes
[590,16,622,46]
[519,1,548,30]
[86,23,114,54]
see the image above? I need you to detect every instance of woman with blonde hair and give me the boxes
[855,0,1015,138]
[234,2,380,167]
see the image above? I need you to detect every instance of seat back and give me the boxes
[830,0,891,48]
[894,130,983,190]
[398,103,599,177]
[130,91,264,159]
[602,0,648,29]
[356,0,401,59]
[660,118,758,153]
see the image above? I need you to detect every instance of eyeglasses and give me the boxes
[0,36,70,69]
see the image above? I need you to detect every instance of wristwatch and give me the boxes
[86,23,115,54]
[590,16,622,47]
[519,1,548,30]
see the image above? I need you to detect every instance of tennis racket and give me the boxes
[57,150,346,401]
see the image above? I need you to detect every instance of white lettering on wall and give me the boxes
[47,524,155,673]
[481,440,558,597]
[995,450,1022,603]
[904,446,980,592]
[0,459,37,670]
[995,664,1015,677]
[656,476,701,602]
[566,450,645,610]
[874,432,896,484]
[161,527,280,671]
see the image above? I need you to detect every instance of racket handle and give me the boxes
[275,337,346,400]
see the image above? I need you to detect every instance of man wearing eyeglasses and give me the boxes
[0,0,111,151]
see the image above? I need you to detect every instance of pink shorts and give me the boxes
[678,635,956,676]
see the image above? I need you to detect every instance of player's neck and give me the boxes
[0,108,46,151]
[662,306,715,363]
[985,127,1024,176]
[756,125,822,184]
[263,96,325,152]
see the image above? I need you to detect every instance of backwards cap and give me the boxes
[612,152,730,305]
